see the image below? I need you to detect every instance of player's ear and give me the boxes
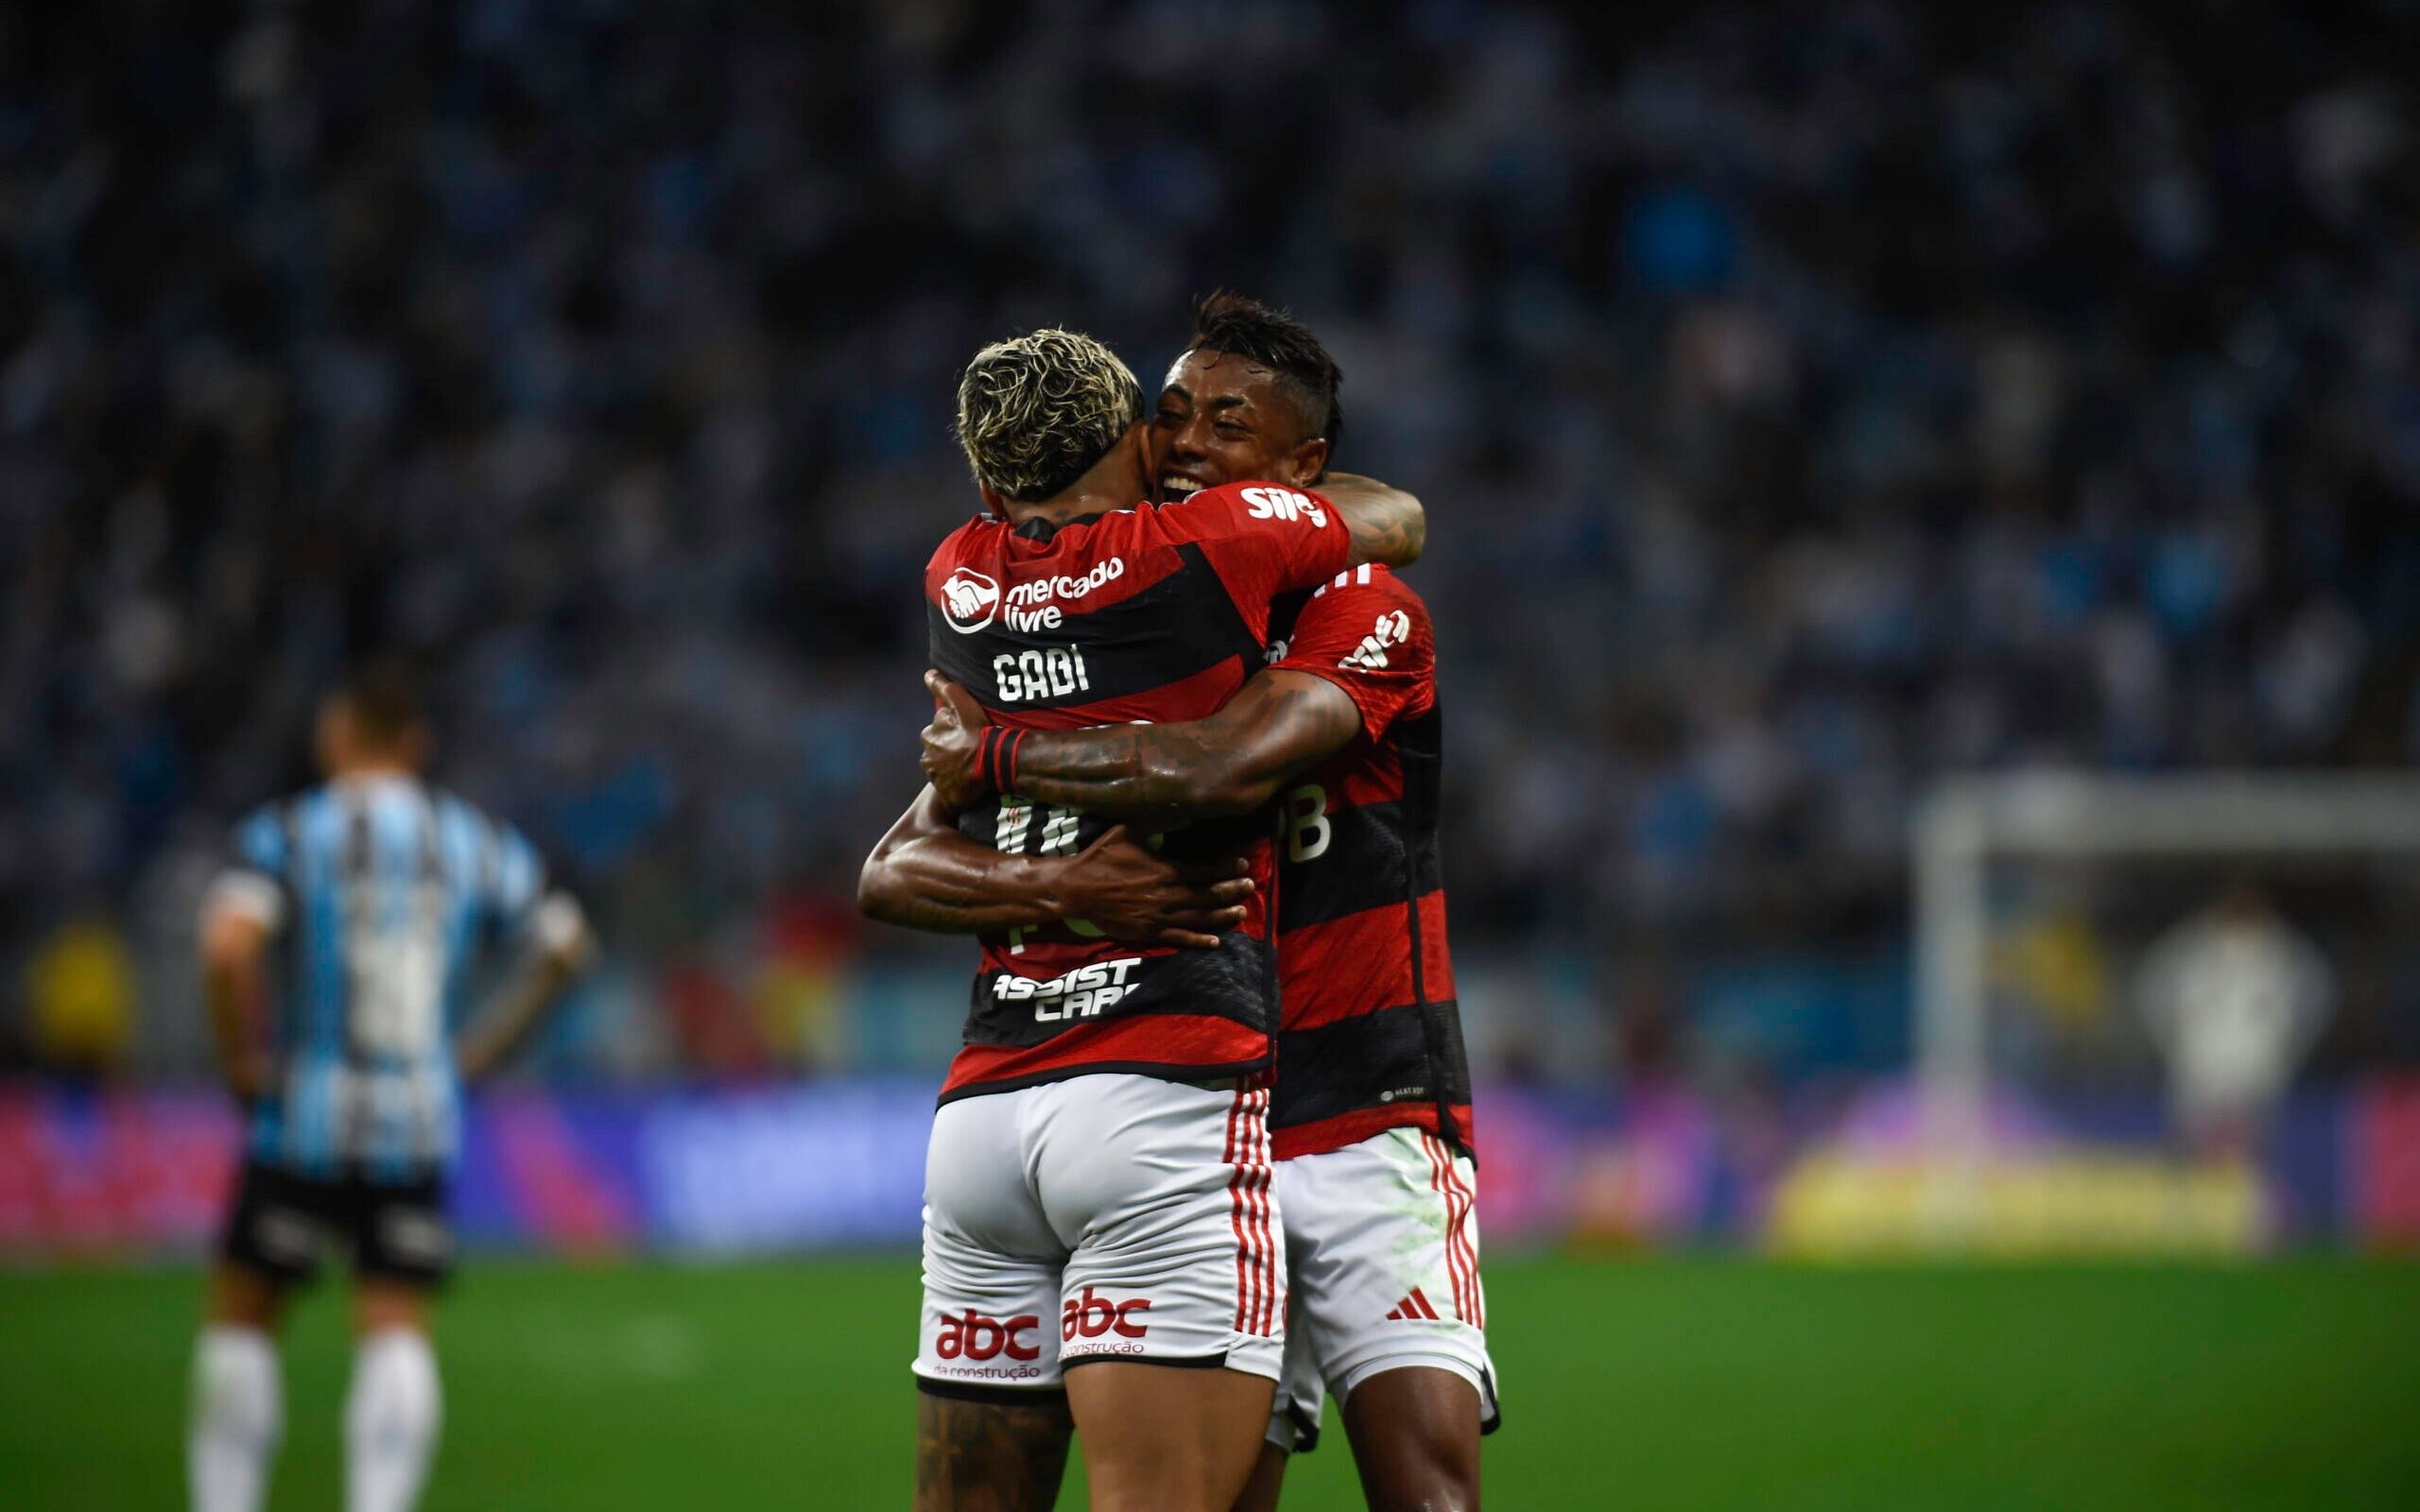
[1117,419,1152,500]
[1285,436,1330,488]
[977,484,1010,521]
[314,702,349,776]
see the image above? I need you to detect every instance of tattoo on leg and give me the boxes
[913,1394,1074,1512]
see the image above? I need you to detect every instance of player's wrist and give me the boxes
[968,726,1022,799]
[1016,854,1078,921]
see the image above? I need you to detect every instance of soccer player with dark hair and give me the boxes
[866,296,1491,1512]
[187,663,593,1512]
[1174,288,1347,457]
[864,321,1423,1512]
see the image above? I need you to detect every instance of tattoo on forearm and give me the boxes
[913,1394,1073,1512]
[1011,723,1223,819]
[1011,678,1361,823]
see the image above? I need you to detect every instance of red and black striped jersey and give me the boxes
[1264,564,1472,1160]
[924,482,1355,1103]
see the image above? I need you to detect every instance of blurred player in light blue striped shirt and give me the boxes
[187,662,592,1512]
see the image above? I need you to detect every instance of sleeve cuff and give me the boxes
[529,892,589,955]
[1268,660,1390,744]
[202,870,286,933]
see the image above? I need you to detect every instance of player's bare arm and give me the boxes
[922,667,1362,826]
[455,899,596,1081]
[856,784,1253,948]
[199,902,276,1102]
[1320,470,1425,568]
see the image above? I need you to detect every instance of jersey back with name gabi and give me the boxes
[924,481,1355,1102]
[218,775,551,1180]
[1266,564,1474,1160]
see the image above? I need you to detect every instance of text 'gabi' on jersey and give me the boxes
[922,481,1355,1102]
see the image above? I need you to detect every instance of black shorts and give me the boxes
[218,1160,454,1289]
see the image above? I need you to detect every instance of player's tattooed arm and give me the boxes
[1322,470,1426,568]
[913,1393,1074,1512]
[856,785,1252,948]
[923,668,1362,826]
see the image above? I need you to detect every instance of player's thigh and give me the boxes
[1286,1129,1497,1445]
[1041,1075,1286,1378]
[1047,1076,1285,1512]
[912,1389,1073,1512]
[1340,1366,1483,1512]
[1064,1360,1275,1512]
[914,1254,1072,1511]
[1229,1440,1290,1512]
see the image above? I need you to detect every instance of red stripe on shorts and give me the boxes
[1260,1088,1279,1334]
[1424,1131,1479,1325]
[1254,1084,1280,1335]
[1226,1085,1254,1333]
[1452,1143,1482,1327]
[1428,1131,1482,1329]
[1419,1132,1464,1321]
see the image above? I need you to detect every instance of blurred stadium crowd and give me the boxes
[4,2,2416,1082]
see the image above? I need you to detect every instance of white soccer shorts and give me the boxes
[1266,1126,1497,1452]
[913,1073,1286,1399]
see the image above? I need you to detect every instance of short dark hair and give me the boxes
[1186,291,1343,449]
[332,659,425,748]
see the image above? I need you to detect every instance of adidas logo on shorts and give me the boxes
[1384,1287,1443,1322]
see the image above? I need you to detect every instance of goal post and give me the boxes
[1908,771,2420,1236]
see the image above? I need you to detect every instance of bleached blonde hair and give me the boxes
[954,328,1144,503]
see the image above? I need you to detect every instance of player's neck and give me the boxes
[1002,490,1122,530]
[329,760,419,784]
[998,438,1149,530]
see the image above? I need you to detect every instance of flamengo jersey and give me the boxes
[925,482,1355,1102]
[1265,564,1473,1161]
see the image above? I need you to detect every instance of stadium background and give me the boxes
[4,1,2418,1506]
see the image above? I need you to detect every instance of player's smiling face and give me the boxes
[1150,348,1323,503]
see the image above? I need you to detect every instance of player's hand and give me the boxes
[1047,826,1253,949]
[921,670,994,808]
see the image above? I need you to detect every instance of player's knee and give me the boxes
[1366,1432,1478,1512]
[1418,1444,1483,1510]
[205,1263,286,1331]
[354,1280,434,1340]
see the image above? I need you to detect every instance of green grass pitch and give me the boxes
[3,1255,2416,1509]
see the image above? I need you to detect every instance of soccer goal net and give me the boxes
[1778,771,2420,1256]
